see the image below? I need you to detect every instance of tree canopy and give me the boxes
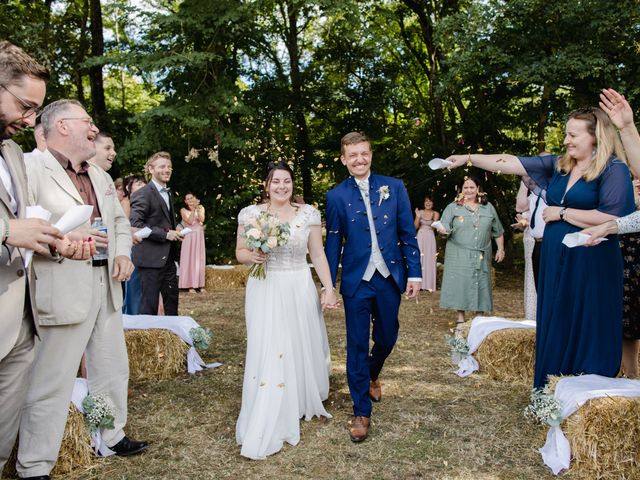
[3,0,639,262]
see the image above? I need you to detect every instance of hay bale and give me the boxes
[565,396,640,479]
[125,329,189,380]
[474,327,536,384]
[2,404,94,478]
[205,265,249,290]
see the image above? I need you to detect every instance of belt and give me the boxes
[534,238,543,243]
[92,258,108,267]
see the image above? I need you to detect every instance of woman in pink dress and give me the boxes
[414,196,439,291]
[178,193,206,292]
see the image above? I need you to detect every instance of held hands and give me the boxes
[494,249,505,263]
[6,218,64,255]
[112,255,134,281]
[320,288,340,311]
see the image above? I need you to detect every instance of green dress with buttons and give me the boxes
[439,201,504,312]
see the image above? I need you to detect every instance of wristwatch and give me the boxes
[559,207,567,221]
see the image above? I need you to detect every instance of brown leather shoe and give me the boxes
[349,416,370,442]
[369,379,382,402]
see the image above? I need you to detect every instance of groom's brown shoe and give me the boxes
[369,379,382,402]
[349,416,370,442]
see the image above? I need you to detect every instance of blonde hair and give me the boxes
[144,151,171,179]
[340,131,370,155]
[556,107,627,181]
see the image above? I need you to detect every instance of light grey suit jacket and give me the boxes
[25,150,132,325]
[0,140,38,360]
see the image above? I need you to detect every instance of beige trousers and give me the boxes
[0,311,35,473]
[17,267,129,477]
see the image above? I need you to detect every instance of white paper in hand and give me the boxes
[431,220,445,232]
[428,158,453,170]
[23,206,53,268]
[134,227,152,239]
[562,232,607,248]
[179,227,192,236]
[54,205,93,234]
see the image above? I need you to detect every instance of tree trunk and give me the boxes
[283,1,313,202]
[89,0,108,130]
[536,84,552,153]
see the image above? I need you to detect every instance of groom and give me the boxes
[325,132,421,442]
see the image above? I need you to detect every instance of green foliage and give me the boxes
[3,0,638,263]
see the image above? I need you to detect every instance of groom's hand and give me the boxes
[405,281,421,300]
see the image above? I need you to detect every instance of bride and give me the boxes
[235,161,338,460]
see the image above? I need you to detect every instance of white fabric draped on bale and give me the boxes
[122,314,222,373]
[70,378,115,457]
[540,375,640,475]
[455,316,536,377]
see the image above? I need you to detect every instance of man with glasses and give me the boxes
[0,41,95,476]
[17,99,148,480]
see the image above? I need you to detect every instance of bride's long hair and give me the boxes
[261,161,297,205]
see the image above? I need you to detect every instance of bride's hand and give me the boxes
[250,250,267,264]
[321,288,340,311]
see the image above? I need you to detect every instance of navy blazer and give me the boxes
[324,174,421,297]
[130,182,178,268]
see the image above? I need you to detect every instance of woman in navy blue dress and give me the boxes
[445,107,635,387]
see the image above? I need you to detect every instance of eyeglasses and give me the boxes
[60,117,97,128]
[0,84,42,118]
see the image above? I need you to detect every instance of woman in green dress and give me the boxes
[436,176,505,326]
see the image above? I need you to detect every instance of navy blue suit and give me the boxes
[325,174,421,416]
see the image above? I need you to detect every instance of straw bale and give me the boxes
[125,329,189,380]
[474,327,535,384]
[2,404,94,479]
[205,265,249,290]
[565,396,640,479]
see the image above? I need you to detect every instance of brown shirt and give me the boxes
[49,148,102,223]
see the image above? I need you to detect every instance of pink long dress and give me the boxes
[417,214,437,291]
[179,220,206,289]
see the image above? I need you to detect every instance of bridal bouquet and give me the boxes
[243,212,291,279]
[82,393,115,433]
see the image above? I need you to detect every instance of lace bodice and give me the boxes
[238,203,321,272]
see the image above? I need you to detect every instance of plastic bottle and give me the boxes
[91,217,109,266]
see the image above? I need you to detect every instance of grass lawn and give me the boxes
[59,271,570,480]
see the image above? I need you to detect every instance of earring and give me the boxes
[592,147,597,159]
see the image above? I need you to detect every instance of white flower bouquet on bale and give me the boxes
[82,394,115,433]
[446,335,470,364]
[190,326,212,351]
[242,211,290,279]
[524,386,562,427]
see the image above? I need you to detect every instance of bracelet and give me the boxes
[320,286,334,292]
[559,207,567,221]
[466,152,472,166]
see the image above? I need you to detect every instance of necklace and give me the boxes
[463,203,480,229]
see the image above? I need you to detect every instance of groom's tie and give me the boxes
[356,178,390,281]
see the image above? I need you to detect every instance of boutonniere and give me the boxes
[378,185,390,206]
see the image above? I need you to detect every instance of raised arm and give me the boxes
[446,153,527,176]
[599,88,640,178]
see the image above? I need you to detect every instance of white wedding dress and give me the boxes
[235,204,332,460]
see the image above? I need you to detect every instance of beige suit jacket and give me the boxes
[0,140,38,359]
[25,150,132,325]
